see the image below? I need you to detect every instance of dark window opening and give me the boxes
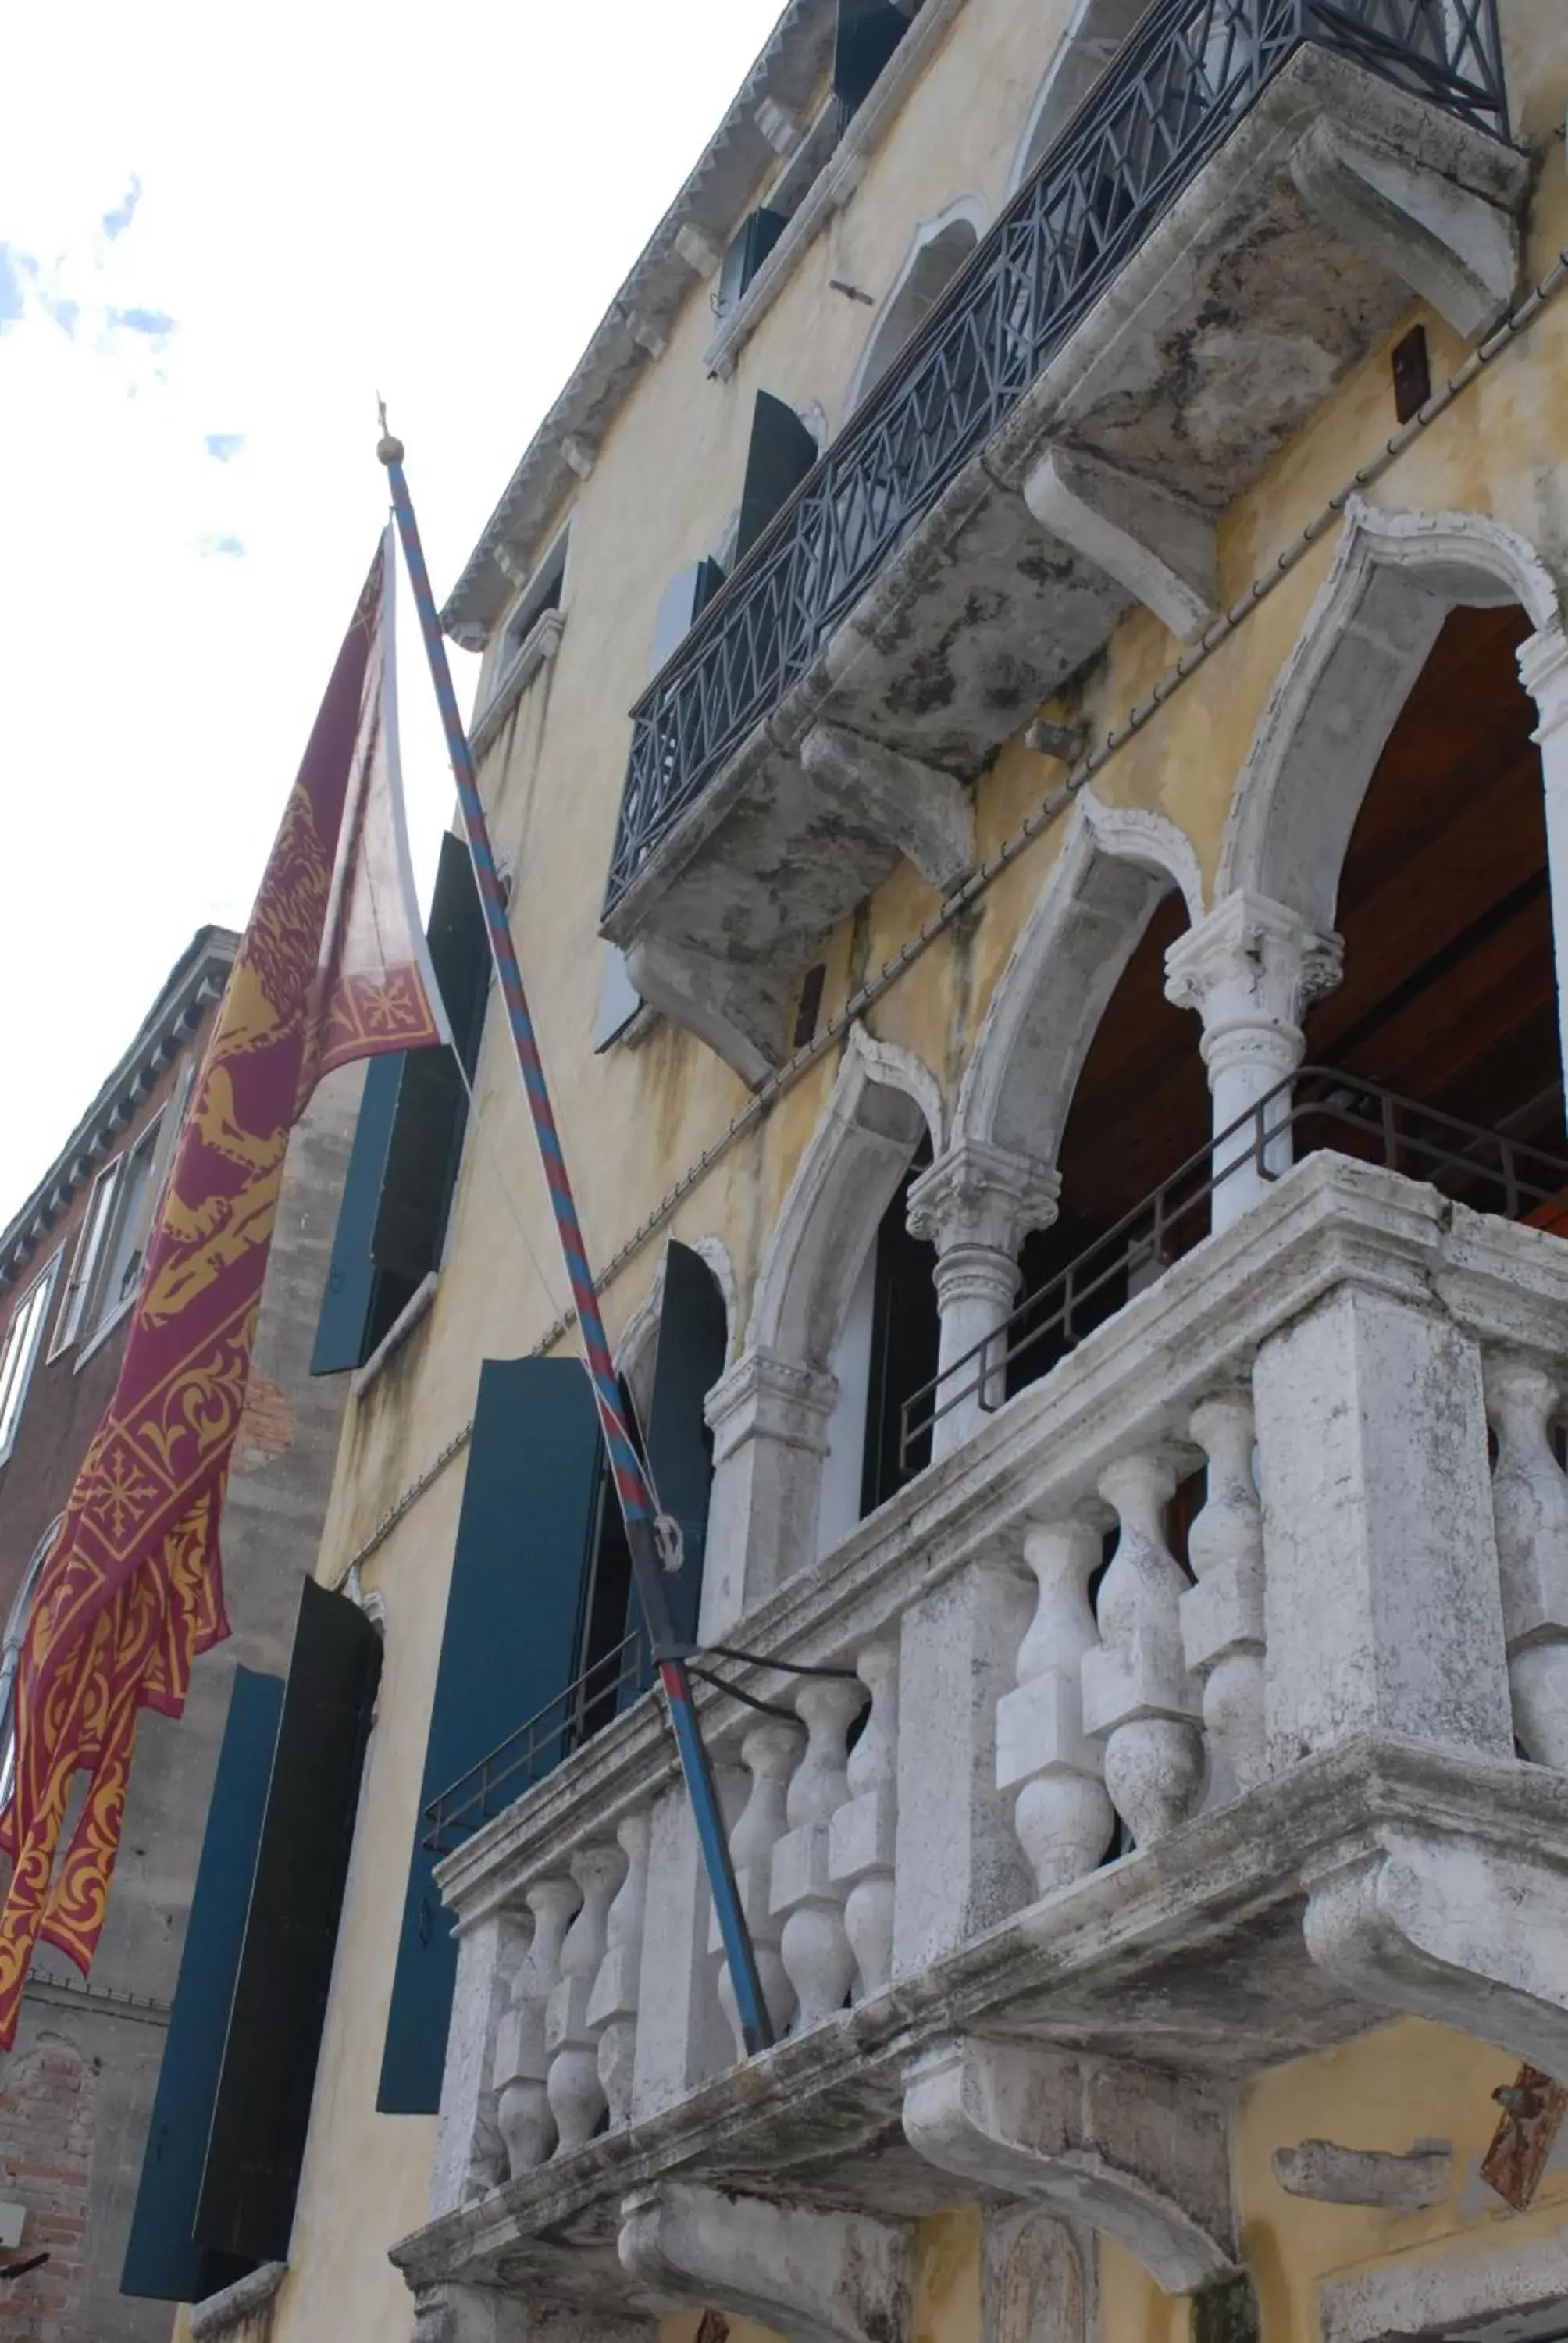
[861,1145,939,1515]
[834,0,911,124]
[500,530,568,667]
[717,207,789,319]
[736,390,820,563]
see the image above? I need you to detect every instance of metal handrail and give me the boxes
[423,1624,654,1857]
[899,1068,1568,1467]
[605,0,1507,908]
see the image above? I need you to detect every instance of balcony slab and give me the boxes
[604,46,1527,1081]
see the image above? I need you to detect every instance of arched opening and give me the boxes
[817,1139,938,1551]
[1007,890,1211,1392]
[1010,0,1149,191]
[1299,603,1561,1166]
[851,213,982,408]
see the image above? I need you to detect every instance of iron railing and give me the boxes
[605,0,1507,909]
[423,1624,653,1857]
[899,1068,1568,1467]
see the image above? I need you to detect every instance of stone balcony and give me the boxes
[394,1150,1568,2336]
[600,0,1525,1085]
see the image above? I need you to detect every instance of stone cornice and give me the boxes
[0,924,237,1288]
[440,0,839,648]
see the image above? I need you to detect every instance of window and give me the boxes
[490,527,569,696]
[736,391,820,562]
[0,1253,63,1465]
[49,1158,121,1358]
[87,1111,165,1344]
[833,0,911,122]
[717,207,789,318]
[0,1517,62,1810]
[850,212,982,407]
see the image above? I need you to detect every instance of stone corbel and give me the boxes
[618,2183,911,2343]
[902,2037,1236,2295]
[1288,118,1519,342]
[623,934,789,1088]
[414,2292,656,2343]
[1303,1824,1568,2077]
[800,722,976,892]
[1023,448,1217,645]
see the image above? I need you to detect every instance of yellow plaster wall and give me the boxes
[270,8,1568,2338]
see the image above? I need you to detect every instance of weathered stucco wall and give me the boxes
[268,2,1568,2334]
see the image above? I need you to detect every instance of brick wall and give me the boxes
[0,2031,92,2341]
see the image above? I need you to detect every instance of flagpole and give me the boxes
[376,426,774,2059]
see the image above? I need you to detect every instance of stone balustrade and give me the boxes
[420,1152,1568,2273]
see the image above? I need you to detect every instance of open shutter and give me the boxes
[196,1581,381,2264]
[834,0,909,115]
[376,1357,603,2114]
[641,1243,728,1650]
[372,832,488,1286]
[736,393,819,563]
[717,207,788,318]
[121,1668,283,2302]
[309,1051,404,1374]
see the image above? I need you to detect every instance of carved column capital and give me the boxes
[907,1139,1061,1262]
[1520,621,1568,741]
[704,1347,837,1462]
[1164,890,1342,1082]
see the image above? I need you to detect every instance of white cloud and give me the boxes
[0,0,785,1215]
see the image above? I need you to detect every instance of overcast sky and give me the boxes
[0,0,782,1215]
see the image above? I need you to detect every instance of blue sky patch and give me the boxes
[204,433,246,463]
[199,533,247,558]
[0,247,24,331]
[102,177,143,240]
[110,304,176,338]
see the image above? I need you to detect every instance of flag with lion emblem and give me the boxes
[0,529,447,2044]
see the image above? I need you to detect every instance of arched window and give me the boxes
[1009,0,1149,192]
[0,1517,62,1814]
[850,209,984,410]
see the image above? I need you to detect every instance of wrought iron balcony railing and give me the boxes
[900,1068,1568,1465]
[604,0,1507,910]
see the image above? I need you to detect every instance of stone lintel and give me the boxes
[618,2183,911,2343]
[1288,116,1519,342]
[1023,447,1217,644]
[903,2037,1236,2295]
[800,722,976,892]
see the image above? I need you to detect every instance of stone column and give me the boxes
[1520,622,1568,1098]
[1253,1274,1514,1767]
[1164,890,1342,1232]
[906,1141,1060,1457]
[700,1350,836,1636]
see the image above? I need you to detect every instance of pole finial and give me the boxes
[376,390,404,468]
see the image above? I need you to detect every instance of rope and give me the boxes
[336,230,1568,1591]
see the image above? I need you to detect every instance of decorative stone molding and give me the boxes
[1318,2223,1568,2343]
[1219,499,1562,925]
[1270,2138,1450,2208]
[903,2037,1236,2294]
[1164,890,1342,1229]
[1025,446,1217,643]
[618,2183,912,2343]
[700,1349,837,1638]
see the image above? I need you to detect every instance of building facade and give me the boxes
[166,2,1568,2341]
[0,929,363,2341]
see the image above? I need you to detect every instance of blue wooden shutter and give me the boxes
[376,1357,603,2114]
[196,1580,381,2264]
[120,1668,283,2302]
[372,832,489,1286]
[641,1243,727,1650]
[833,0,908,115]
[309,1050,404,1374]
[736,393,818,562]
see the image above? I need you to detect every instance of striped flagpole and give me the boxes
[377,426,773,2057]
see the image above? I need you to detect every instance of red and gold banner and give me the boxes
[0,532,444,2043]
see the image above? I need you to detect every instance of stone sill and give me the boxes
[433,1149,1568,1922]
[397,1732,1568,2298]
[469,608,565,761]
[188,2262,287,2341]
[702,0,969,382]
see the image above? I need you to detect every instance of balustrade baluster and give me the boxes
[545,1844,625,2153]
[1181,1389,1267,1798]
[586,1808,652,2128]
[1485,1355,1568,1768]
[996,1517,1114,1893]
[829,1636,900,1998]
[494,1875,577,2177]
[712,1717,804,2052]
[1081,1451,1203,1846]
[773,1674,866,2028]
